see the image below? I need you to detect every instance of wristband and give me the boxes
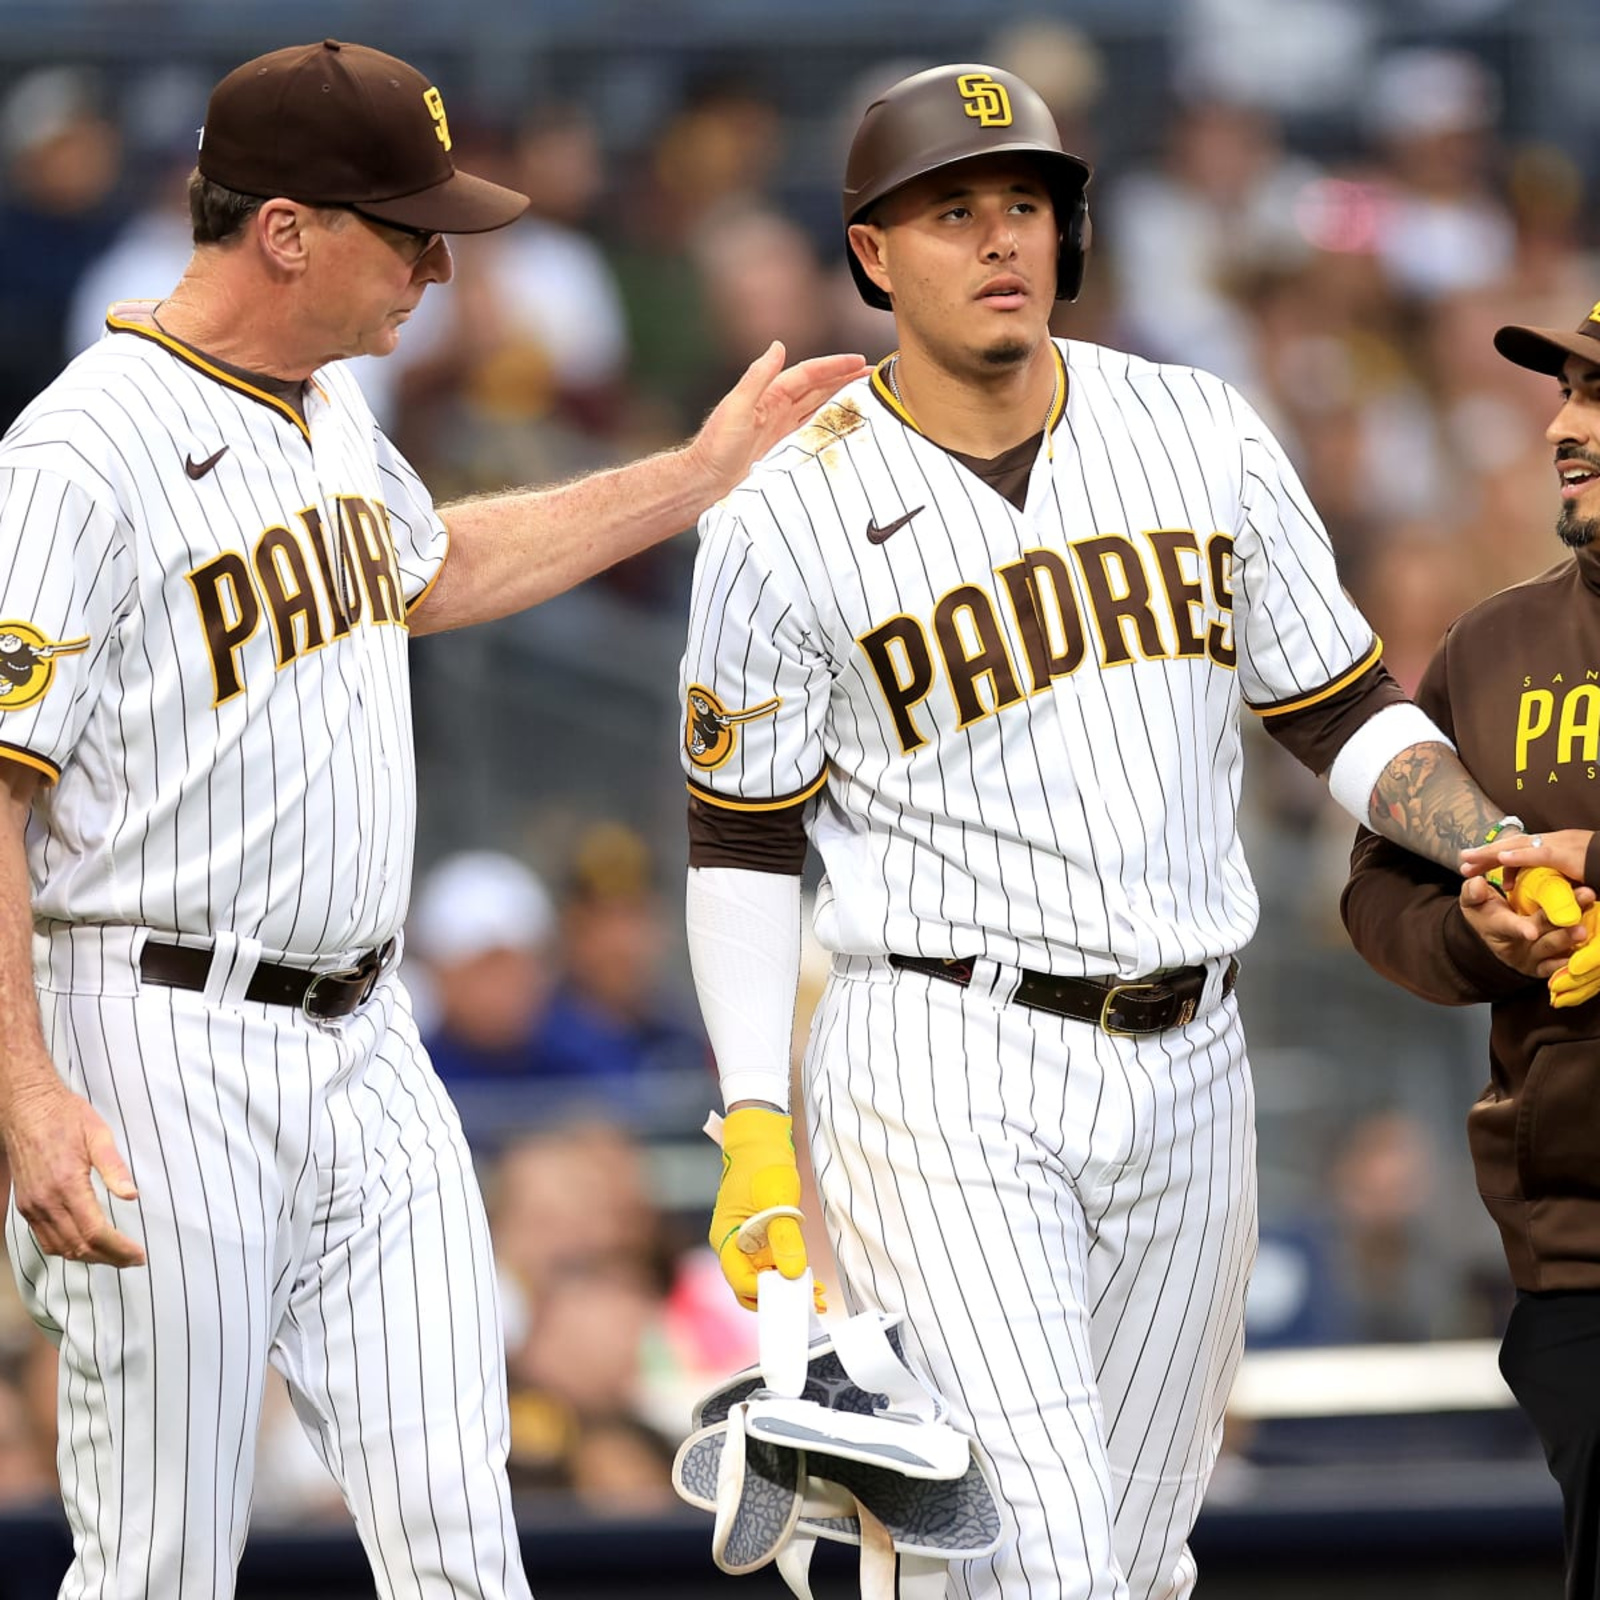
[1482,815,1526,845]
[1483,815,1526,894]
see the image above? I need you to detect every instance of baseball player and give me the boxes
[1347,301,1600,1600]
[0,38,863,1600]
[680,64,1527,1600]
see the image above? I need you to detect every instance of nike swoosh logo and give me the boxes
[866,505,924,544]
[185,445,229,480]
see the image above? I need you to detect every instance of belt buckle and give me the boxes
[1098,981,1167,1037]
[302,962,363,1020]
[302,944,387,1020]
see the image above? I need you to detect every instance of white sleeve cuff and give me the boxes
[685,865,802,1112]
[1325,702,1455,829]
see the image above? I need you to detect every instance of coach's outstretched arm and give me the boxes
[409,342,867,636]
[0,761,144,1268]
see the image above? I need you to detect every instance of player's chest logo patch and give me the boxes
[0,622,89,711]
[685,684,781,771]
[866,505,924,545]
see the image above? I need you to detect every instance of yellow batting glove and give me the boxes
[709,1108,811,1311]
[1551,905,1600,1009]
[1508,865,1583,928]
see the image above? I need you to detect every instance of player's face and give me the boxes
[861,155,1058,377]
[307,207,454,361]
[1548,356,1600,549]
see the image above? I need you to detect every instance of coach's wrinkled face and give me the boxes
[1549,356,1600,549]
[303,205,454,362]
[848,153,1058,376]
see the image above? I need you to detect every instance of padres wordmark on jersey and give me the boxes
[682,339,1375,977]
[0,307,447,960]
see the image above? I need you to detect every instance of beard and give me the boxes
[979,337,1032,370]
[1558,502,1599,548]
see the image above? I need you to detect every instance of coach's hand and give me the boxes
[710,1106,813,1312]
[688,342,869,500]
[2,1072,144,1268]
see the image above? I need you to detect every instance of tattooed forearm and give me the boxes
[1368,741,1503,872]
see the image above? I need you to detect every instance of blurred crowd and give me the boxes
[0,4,1591,1524]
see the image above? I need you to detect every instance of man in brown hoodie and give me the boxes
[1344,300,1600,1600]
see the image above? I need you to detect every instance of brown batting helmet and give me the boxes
[842,63,1093,310]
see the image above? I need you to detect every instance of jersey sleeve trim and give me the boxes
[105,312,313,443]
[686,769,828,812]
[0,743,60,782]
[1249,636,1383,719]
[405,528,450,613]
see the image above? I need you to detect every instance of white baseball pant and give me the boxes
[802,956,1257,1600]
[7,932,529,1600]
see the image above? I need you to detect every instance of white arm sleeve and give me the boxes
[1325,701,1456,828]
[685,865,803,1112]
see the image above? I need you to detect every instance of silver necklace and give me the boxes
[886,353,1062,458]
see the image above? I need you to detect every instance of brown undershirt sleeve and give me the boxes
[687,791,810,874]
[1258,660,1413,774]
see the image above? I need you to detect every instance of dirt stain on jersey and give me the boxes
[796,399,866,470]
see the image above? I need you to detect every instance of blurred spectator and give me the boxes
[1236,243,1441,595]
[407,849,559,1083]
[1106,88,1319,385]
[0,1369,53,1506]
[1506,142,1594,304]
[63,66,205,358]
[606,69,785,438]
[510,1258,677,1509]
[0,66,124,428]
[391,103,631,494]
[1173,0,1374,121]
[985,17,1106,169]
[1351,523,1477,697]
[1248,1109,1478,1347]
[683,205,837,421]
[1361,47,1515,303]
[537,823,712,1114]
[486,1122,684,1505]
[1412,286,1573,600]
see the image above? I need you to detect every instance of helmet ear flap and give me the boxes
[1058,187,1091,303]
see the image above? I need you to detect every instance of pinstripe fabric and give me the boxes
[803,961,1255,1600]
[0,326,443,960]
[6,962,528,1600]
[679,339,1373,978]
[677,335,1373,1596]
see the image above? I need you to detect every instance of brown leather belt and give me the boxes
[139,938,395,1020]
[886,953,1239,1036]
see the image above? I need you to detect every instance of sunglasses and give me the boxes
[344,207,445,264]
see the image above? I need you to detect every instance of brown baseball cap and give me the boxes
[1495,300,1600,376]
[197,39,528,234]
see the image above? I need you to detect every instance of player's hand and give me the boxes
[1459,873,1593,980]
[1550,904,1600,1008]
[709,1106,818,1312]
[687,342,870,499]
[1,1074,144,1268]
[1461,827,1595,885]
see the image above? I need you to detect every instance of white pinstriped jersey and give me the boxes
[681,338,1379,978]
[0,310,446,960]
